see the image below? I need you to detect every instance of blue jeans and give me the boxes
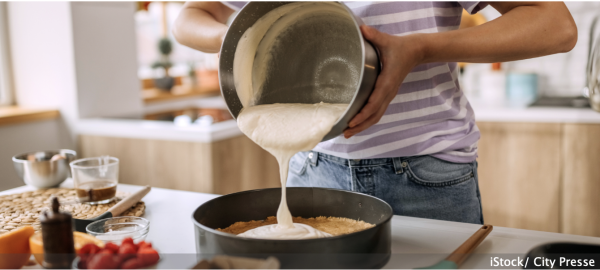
[287,151,484,224]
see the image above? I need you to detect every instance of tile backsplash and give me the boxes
[479,2,600,97]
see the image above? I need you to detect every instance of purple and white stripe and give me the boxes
[225,1,487,163]
[313,1,487,163]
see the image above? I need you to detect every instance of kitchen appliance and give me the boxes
[192,187,393,269]
[418,225,493,269]
[218,2,380,141]
[12,150,77,189]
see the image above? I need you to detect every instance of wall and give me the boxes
[480,2,600,97]
[7,2,79,126]
[0,119,71,190]
[71,2,143,119]
[1,2,144,191]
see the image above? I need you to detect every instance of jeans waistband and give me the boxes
[310,151,411,174]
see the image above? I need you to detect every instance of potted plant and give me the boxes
[152,37,175,91]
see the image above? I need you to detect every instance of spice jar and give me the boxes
[40,197,75,269]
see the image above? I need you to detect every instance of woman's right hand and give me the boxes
[173,2,234,53]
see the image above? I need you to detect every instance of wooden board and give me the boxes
[476,122,562,233]
[561,123,600,237]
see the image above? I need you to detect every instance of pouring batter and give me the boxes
[236,103,347,239]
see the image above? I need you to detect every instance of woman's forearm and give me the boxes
[417,2,577,64]
[173,2,234,53]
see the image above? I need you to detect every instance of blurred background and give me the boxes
[0,2,599,238]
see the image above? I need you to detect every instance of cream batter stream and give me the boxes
[236,103,347,239]
[232,2,351,239]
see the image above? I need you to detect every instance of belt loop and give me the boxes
[308,151,318,166]
[392,157,404,174]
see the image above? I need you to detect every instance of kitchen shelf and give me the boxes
[142,85,220,104]
[0,106,59,127]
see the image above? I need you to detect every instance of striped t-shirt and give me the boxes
[224,1,487,163]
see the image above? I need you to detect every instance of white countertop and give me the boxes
[470,99,600,124]
[4,183,600,269]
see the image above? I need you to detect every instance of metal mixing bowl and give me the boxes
[12,149,77,189]
[192,187,392,268]
[219,2,380,141]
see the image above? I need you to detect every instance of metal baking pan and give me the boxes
[191,187,393,268]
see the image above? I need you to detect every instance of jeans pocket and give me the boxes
[406,155,475,187]
[289,152,309,175]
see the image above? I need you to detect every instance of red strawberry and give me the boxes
[118,243,137,261]
[121,237,134,246]
[104,242,120,253]
[87,253,119,269]
[137,247,160,266]
[137,241,152,250]
[98,248,114,255]
[79,243,101,254]
[120,258,142,269]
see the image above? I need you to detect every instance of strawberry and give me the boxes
[104,242,120,253]
[137,247,160,267]
[137,241,152,250]
[79,243,101,255]
[118,243,137,261]
[98,248,114,255]
[121,237,134,246]
[120,258,142,269]
[87,253,119,269]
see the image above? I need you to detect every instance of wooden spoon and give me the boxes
[417,224,493,269]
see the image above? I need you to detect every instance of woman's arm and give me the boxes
[344,2,577,138]
[172,2,234,53]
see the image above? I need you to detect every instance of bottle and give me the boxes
[40,197,75,269]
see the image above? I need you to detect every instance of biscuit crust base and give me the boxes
[217,216,375,236]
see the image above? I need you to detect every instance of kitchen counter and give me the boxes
[470,99,600,124]
[75,96,600,145]
[3,183,600,269]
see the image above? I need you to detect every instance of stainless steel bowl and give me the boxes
[12,149,77,188]
[219,2,380,141]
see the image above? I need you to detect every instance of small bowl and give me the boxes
[12,149,77,188]
[86,217,149,244]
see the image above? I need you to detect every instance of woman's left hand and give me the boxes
[344,25,423,138]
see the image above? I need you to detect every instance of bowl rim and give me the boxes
[86,216,150,236]
[191,187,393,243]
[12,149,77,163]
[70,156,120,169]
[218,1,369,141]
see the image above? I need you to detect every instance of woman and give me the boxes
[173,2,576,224]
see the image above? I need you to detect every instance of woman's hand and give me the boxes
[344,2,576,139]
[173,2,233,53]
[344,26,424,139]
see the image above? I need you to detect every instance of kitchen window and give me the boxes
[0,2,13,107]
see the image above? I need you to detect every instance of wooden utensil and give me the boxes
[418,224,493,269]
[73,186,151,232]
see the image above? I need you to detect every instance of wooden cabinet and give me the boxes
[561,124,600,237]
[477,122,561,233]
[477,122,600,237]
[78,135,280,195]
